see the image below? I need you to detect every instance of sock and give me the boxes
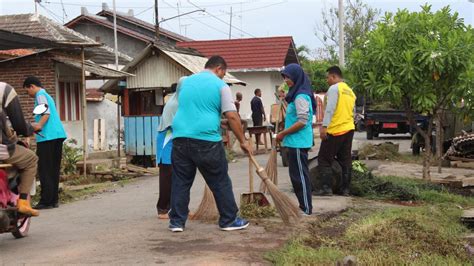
[19,193,28,200]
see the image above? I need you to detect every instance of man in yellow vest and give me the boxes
[315,66,356,196]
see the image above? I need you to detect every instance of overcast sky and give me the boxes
[1,0,473,52]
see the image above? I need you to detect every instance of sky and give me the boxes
[1,0,473,53]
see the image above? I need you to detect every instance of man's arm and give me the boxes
[32,94,50,131]
[259,98,266,121]
[3,85,34,137]
[320,84,339,140]
[221,86,251,154]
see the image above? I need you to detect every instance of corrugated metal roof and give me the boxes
[53,57,134,79]
[0,29,72,50]
[96,9,192,42]
[161,49,246,85]
[100,44,246,94]
[0,14,97,45]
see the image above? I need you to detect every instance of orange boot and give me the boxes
[17,199,39,217]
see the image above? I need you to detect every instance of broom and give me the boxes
[260,99,284,193]
[249,153,301,225]
[190,184,218,221]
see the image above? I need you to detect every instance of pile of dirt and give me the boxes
[358,142,400,160]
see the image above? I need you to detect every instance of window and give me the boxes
[95,36,101,42]
[127,89,162,116]
[58,81,82,121]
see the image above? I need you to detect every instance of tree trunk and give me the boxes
[422,133,432,180]
[436,111,443,174]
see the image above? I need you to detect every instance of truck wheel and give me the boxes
[280,147,289,167]
[366,126,374,140]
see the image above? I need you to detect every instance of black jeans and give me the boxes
[37,138,65,206]
[169,138,238,228]
[157,164,172,214]
[288,148,312,214]
[318,130,354,176]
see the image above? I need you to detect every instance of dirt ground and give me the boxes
[0,153,350,265]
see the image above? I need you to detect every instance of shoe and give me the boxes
[158,213,169,219]
[33,203,53,210]
[220,217,249,231]
[168,224,184,232]
[17,199,39,216]
[341,189,350,197]
[300,210,312,217]
[313,186,333,196]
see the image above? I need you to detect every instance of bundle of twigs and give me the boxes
[191,184,218,221]
[249,154,300,225]
[260,99,285,193]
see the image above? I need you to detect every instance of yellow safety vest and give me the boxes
[327,82,356,135]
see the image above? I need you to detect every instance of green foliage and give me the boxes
[61,139,82,176]
[239,203,276,219]
[349,5,474,116]
[301,59,332,92]
[316,0,381,62]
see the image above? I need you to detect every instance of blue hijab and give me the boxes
[281,63,317,112]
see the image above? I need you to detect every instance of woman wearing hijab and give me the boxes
[276,63,316,216]
[155,77,185,219]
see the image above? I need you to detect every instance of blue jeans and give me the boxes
[169,138,238,228]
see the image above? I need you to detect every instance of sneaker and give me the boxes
[220,217,249,231]
[168,224,184,232]
[300,210,312,217]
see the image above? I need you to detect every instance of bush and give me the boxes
[61,139,82,176]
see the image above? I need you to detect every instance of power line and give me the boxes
[135,5,154,16]
[187,0,256,38]
[160,0,229,36]
[39,3,64,24]
[42,0,255,9]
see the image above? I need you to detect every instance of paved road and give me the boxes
[0,153,350,265]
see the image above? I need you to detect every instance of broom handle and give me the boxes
[249,141,254,193]
[248,153,265,175]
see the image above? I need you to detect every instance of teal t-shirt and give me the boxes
[172,71,227,142]
[283,94,314,148]
[34,89,67,142]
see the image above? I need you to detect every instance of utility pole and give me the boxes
[34,0,39,15]
[338,0,345,67]
[155,0,160,39]
[181,24,191,36]
[229,6,233,39]
[112,0,120,158]
[177,2,182,35]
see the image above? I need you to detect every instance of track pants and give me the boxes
[288,147,312,214]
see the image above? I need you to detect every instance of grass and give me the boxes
[239,202,276,219]
[266,204,472,265]
[267,163,473,265]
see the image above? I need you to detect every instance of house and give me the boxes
[100,43,245,164]
[65,3,191,58]
[0,14,132,151]
[177,36,299,122]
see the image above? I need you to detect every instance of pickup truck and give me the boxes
[365,110,427,140]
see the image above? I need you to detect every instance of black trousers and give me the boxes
[156,164,172,214]
[288,148,312,214]
[37,138,65,206]
[318,130,354,176]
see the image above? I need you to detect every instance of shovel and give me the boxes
[240,142,270,206]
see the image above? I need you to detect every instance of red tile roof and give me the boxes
[176,36,298,70]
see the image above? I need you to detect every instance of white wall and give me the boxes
[61,100,123,152]
[230,71,284,125]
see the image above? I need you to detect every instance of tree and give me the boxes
[316,0,380,62]
[348,5,474,180]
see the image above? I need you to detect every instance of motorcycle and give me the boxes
[0,104,48,238]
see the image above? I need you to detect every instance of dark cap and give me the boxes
[23,76,42,88]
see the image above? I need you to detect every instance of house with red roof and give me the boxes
[177,36,299,120]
